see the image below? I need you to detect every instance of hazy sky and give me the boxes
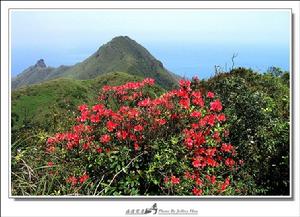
[11,9,290,78]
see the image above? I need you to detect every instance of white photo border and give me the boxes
[1,1,299,217]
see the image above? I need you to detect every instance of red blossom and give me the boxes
[221,143,233,153]
[192,187,203,196]
[221,177,231,191]
[100,134,111,143]
[78,104,88,112]
[82,142,90,150]
[179,99,190,109]
[185,137,194,149]
[206,114,216,126]
[106,121,118,132]
[96,147,103,153]
[225,158,235,167]
[142,78,155,85]
[90,114,100,123]
[138,98,151,107]
[116,130,128,140]
[195,177,203,186]
[134,143,140,151]
[46,145,55,153]
[217,113,226,122]
[192,159,201,168]
[67,176,78,186]
[190,111,202,118]
[171,176,180,185]
[155,118,167,125]
[207,91,215,98]
[164,176,169,184]
[206,157,218,167]
[179,80,191,91]
[79,173,89,184]
[47,162,54,167]
[206,175,216,184]
[134,125,144,132]
[210,99,223,112]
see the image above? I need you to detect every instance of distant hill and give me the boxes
[12,36,179,90]
[11,59,71,89]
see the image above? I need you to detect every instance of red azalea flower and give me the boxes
[100,134,111,143]
[67,176,78,186]
[138,98,151,107]
[143,78,155,85]
[79,173,89,184]
[78,104,88,112]
[211,175,216,184]
[206,114,216,126]
[79,111,89,122]
[47,137,56,144]
[46,145,55,153]
[134,143,140,151]
[171,176,180,185]
[195,177,203,186]
[106,121,118,132]
[164,176,169,184]
[102,85,111,92]
[221,143,233,153]
[190,111,202,118]
[221,177,231,191]
[185,137,194,149]
[155,118,167,125]
[217,113,226,122]
[90,114,100,123]
[210,99,223,112]
[92,104,104,112]
[207,91,215,98]
[47,162,54,167]
[192,187,203,196]
[134,125,144,132]
[179,99,190,109]
[192,159,201,168]
[192,97,204,107]
[96,147,103,153]
[225,158,235,167]
[206,148,217,157]
[82,142,90,150]
[66,142,74,150]
[116,130,128,140]
[206,157,217,167]
[206,175,216,184]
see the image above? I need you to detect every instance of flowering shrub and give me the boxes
[46,78,244,195]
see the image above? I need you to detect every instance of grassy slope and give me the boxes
[11,71,163,129]
[12,72,145,129]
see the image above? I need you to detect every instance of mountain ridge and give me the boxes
[12,36,179,90]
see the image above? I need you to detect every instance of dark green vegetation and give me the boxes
[12,36,179,90]
[193,67,290,195]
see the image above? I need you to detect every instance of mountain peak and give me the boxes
[34,59,46,68]
[111,35,132,42]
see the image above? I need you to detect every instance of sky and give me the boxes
[11,9,290,78]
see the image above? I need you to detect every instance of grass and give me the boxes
[11,71,156,129]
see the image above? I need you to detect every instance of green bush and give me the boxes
[192,68,289,195]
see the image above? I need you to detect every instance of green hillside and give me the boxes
[12,72,163,132]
